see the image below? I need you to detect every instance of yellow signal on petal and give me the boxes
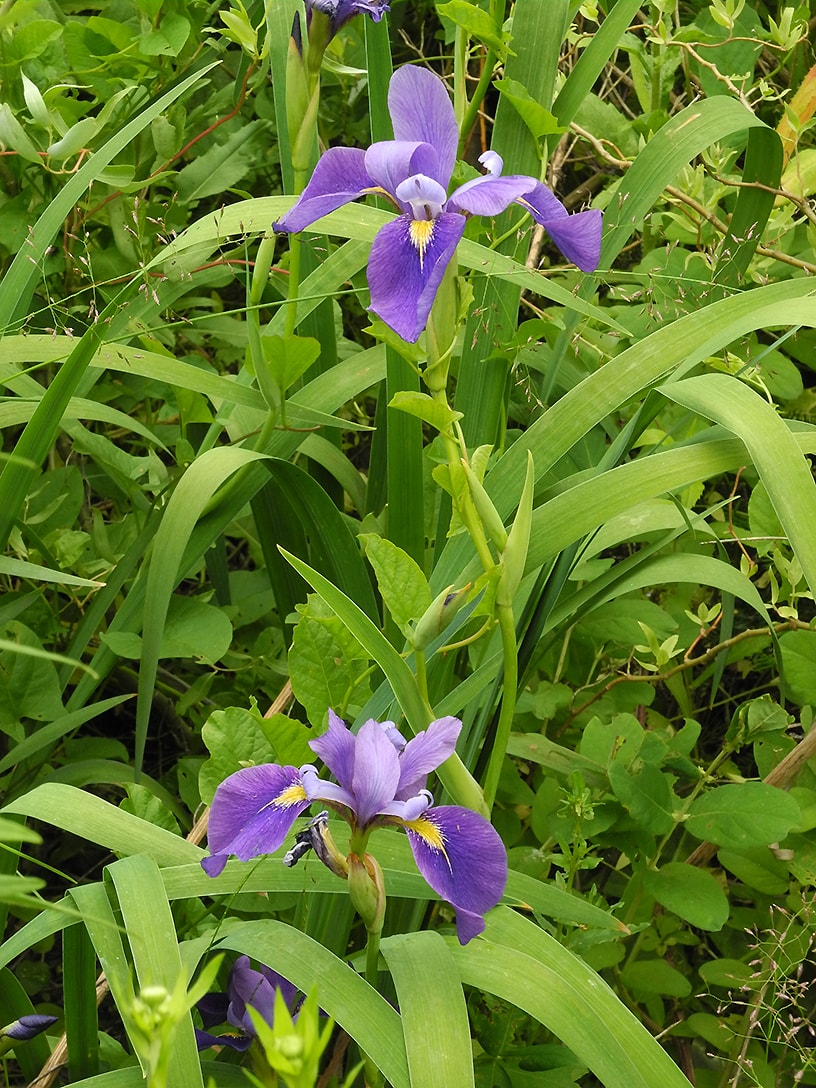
[404,815,452,869]
[409,219,435,271]
[273,783,308,807]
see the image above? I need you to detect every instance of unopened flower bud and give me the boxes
[347,853,386,935]
[413,583,471,650]
[461,459,507,553]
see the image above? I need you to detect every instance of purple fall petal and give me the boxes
[195,1026,253,1052]
[518,182,602,272]
[202,765,311,877]
[197,992,230,1029]
[395,716,462,799]
[448,173,537,216]
[228,956,280,1035]
[367,211,465,342]
[273,147,375,234]
[403,805,508,944]
[388,66,458,189]
[540,208,603,273]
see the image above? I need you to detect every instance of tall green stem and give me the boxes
[482,601,518,810]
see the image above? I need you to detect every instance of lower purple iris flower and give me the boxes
[196,956,299,1052]
[273,65,602,342]
[202,711,508,944]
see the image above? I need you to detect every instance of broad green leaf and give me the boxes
[608,760,675,837]
[2,783,200,867]
[380,931,474,1088]
[437,1,511,54]
[620,960,692,998]
[662,375,816,598]
[199,705,312,804]
[779,630,816,707]
[101,596,232,664]
[698,958,754,990]
[215,920,410,1088]
[260,334,321,395]
[643,863,729,931]
[289,595,373,727]
[451,908,693,1088]
[361,533,432,640]
[717,846,790,895]
[493,78,564,140]
[686,783,801,849]
[390,389,464,432]
[0,622,64,740]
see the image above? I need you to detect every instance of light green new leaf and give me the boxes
[361,534,432,640]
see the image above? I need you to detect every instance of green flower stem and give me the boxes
[456,0,503,157]
[482,600,519,811]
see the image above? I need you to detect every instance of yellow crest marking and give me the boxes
[409,219,435,271]
[404,815,452,870]
[273,783,308,807]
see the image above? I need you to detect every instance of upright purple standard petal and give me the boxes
[228,956,293,1036]
[202,765,311,877]
[395,716,461,799]
[368,211,465,342]
[518,182,602,273]
[364,141,439,203]
[403,806,508,944]
[309,708,357,786]
[350,720,402,826]
[273,147,375,235]
[388,67,458,189]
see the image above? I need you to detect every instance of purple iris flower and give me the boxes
[195,956,299,1052]
[307,0,390,32]
[0,1015,57,1042]
[202,711,508,944]
[273,65,602,342]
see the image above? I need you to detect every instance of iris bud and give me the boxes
[461,458,507,553]
[347,853,386,936]
[412,583,471,651]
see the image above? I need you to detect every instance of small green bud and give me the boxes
[461,457,507,552]
[347,853,386,936]
[412,583,471,650]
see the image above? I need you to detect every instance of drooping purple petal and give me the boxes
[403,805,507,944]
[518,182,602,272]
[195,1026,253,1052]
[364,141,440,202]
[395,716,462,799]
[448,172,539,217]
[309,709,356,787]
[201,765,311,877]
[273,147,375,234]
[197,992,230,1029]
[228,956,280,1035]
[367,210,465,342]
[388,66,458,190]
[539,208,603,273]
[350,719,402,826]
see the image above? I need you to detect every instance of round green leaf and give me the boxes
[686,782,800,849]
[620,959,691,998]
[643,863,729,931]
[717,846,790,895]
[698,958,754,990]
